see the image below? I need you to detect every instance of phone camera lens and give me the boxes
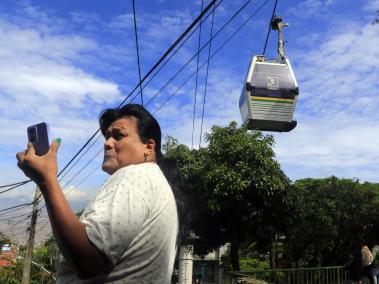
[28,127,37,142]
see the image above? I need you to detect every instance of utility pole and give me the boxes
[178,245,194,284]
[22,187,41,284]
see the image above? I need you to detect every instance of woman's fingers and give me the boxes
[16,150,26,167]
[26,142,36,156]
[49,138,61,155]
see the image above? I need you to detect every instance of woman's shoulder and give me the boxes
[112,162,154,173]
[110,163,162,181]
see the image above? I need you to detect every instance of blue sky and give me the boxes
[0,0,378,225]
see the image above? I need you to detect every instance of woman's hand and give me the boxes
[16,139,60,187]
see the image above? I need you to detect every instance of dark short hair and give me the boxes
[99,104,162,158]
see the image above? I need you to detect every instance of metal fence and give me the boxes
[224,266,349,284]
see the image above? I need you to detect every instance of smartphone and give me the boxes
[27,122,50,156]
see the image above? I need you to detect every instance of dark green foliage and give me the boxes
[0,232,11,247]
[284,177,379,267]
[0,235,58,283]
[164,122,291,270]
[33,235,59,275]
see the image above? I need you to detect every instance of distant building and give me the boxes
[0,244,19,267]
[174,245,228,284]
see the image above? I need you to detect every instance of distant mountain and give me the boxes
[0,199,88,247]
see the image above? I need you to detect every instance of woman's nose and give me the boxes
[104,138,114,149]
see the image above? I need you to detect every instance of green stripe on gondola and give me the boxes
[251,96,294,104]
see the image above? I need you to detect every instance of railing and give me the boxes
[224,266,349,284]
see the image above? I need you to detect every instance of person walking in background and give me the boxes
[16,104,179,283]
[350,241,363,284]
[362,245,379,284]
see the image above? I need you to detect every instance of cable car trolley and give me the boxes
[239,16,299,132]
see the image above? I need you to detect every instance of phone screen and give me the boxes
[27,122,49,156]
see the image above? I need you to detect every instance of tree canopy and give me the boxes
[284,177,379,267]
[164,122,292,270]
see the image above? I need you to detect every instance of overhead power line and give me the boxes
[191,0,205,149]
[61,148,103,190]
[154,0,271,114]
[132,0,144,106]
[57,132,102,183]
[199,3,216,148]
[0,180,30,189]
[263,0,278,55]
[0,0,220,198]
[117,0,219,108]
[0,130,100,199]
[0,202,33,214]
[146,0,258,107]
[127,0,225,106]
[0,181,31,195]
[0,0,268,223]
[0,213,31,222]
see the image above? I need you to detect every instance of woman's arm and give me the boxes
[16,141,111,279]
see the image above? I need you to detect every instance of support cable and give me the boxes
[0,180,30,189]
[38,155,104,213]
[262,0,278,55]
[57,133,102,183]
[0,181,31,195]
[9,215,31,226]
[10,136,103,216]
[1,0,269,228]
[0,205,32,217]
[14,1,221,205]
[199,3,216,148]
[191,0,205,149]
[57,129,101,179]
[127,0,224,106]
[154,0,271,114]
[1,130,101,198]
[117,0,219,108]
[0,203,33,213]
[132,0,144,106]
[0,0,224,219]
[74,165,102,189]
[0,213,31,222]
[60,148,103,190]
[0,0,220,197]
[146,0,256,107]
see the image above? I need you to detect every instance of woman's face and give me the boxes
[102,116,149,175]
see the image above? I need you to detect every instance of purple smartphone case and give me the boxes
[27,122,49,156]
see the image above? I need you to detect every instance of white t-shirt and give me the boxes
[56,163,178,283]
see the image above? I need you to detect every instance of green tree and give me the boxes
[164,122,291,270]
[284,177,379,267]
[32,235,59,277]
[0,231,11,247]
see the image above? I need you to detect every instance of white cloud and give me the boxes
[286,0,328,18]
[0,20,121,106]
[63,186,88,201]
[154,62,243,147]
[155,11,379,183]
[0,11,124,146]
[0,0,378,207]
[295,22,379,116]
[0,6,124,201]
[363,0,379,11]
[272,17,379,182]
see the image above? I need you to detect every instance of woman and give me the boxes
[16,104,178,283]
[350,241,363,284]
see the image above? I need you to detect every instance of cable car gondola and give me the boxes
[239,16,299,132]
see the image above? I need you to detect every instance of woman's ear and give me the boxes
[145,139,156,156]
